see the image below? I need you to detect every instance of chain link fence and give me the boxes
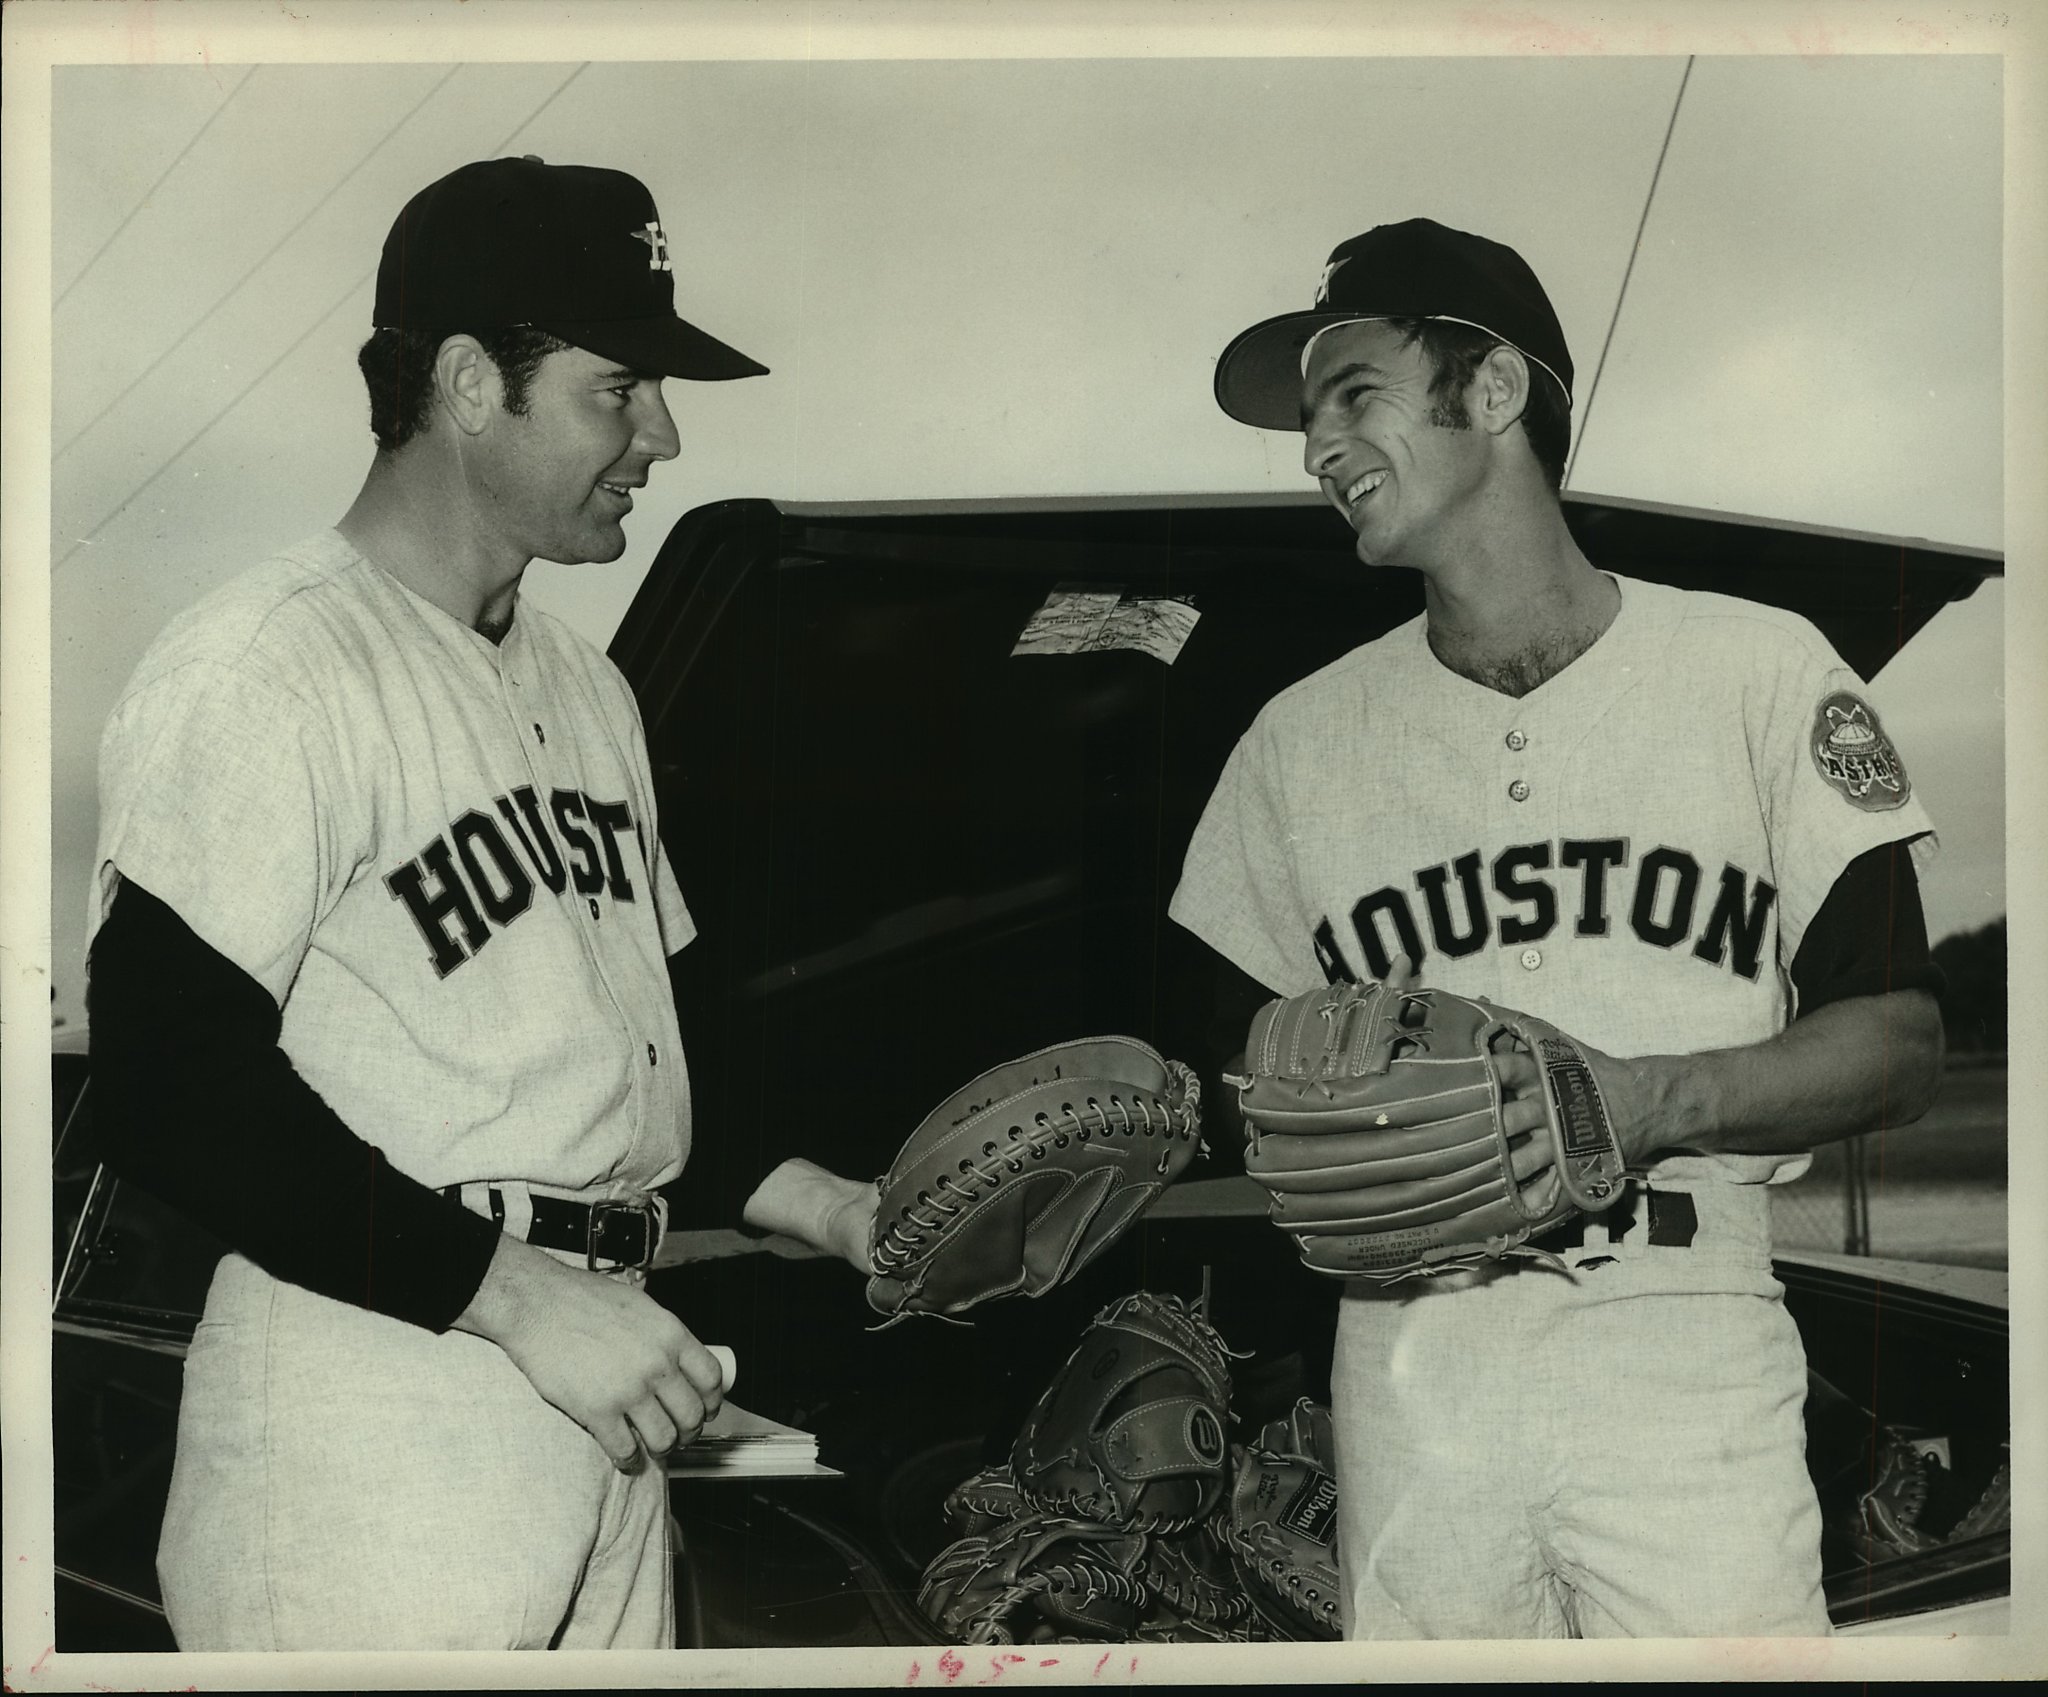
[1767,1057,2006,1268]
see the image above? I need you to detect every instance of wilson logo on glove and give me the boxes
[1277,1474,1338,1544]
[1221,1399,1344,1640]
[1540,1038,1617,1164]
[1012,1291,1238,1534]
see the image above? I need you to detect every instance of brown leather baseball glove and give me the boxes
[1218,1398,1343,1640]
[1009,1291,1236,1534]
[866,1037,1204,1321]
[1234,981,1627,1281]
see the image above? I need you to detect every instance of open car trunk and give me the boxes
[52,493,2004,1648]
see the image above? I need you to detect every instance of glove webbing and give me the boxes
[1251,982,1427,1083]
[871,1067,1201,1274]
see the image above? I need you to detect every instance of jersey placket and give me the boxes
[1485,582,1657,1010]
[1399,637,1547,1000]
[1493,707,1565,994]
[499,634,657,1189]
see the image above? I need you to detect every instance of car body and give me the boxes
[51,493,2006,1648]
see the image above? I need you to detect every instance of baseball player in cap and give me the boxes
[85,156,875,1651]
[1171,218,1946,1637]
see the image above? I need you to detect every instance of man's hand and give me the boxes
[1483,1029,1649,1203]
[1380,952,1420,995]
[742,1157,880,1272]
[452,1234,726,1470]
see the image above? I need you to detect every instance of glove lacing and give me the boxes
[872,1068,1201,1275]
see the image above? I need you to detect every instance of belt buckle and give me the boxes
[588,1198,659,1270]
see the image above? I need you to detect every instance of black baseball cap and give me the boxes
[1213,218,1571,430]
[372,156,768,381]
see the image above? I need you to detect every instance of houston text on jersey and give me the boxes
[1309,837,1777,985]
[384,783,650,976]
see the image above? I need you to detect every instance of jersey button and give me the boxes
[1505,728,1528,751]
[648,1043,658,1067]
[588,898,601,921]
[1520,947,1543,971]
[533,723,546,744]
[1508,779,1531,802]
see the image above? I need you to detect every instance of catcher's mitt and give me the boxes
[1011,1291,1235,1534]
[1234,981,1626,1280]
[1219,1399,1343,1641]
[918,1513,1149,1644]
[867,1037,1203,1322]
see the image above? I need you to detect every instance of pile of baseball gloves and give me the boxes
[915,1291,1344,1644]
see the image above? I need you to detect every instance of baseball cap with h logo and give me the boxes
[1213,218,1571,430]
[372,155,768,381]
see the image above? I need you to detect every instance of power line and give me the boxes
[56,64,463,461]
[54,274,366,576]
[1564,57,1694,490]
[55,65,260,310]
[54,63,592,578]
[487,61,590,155]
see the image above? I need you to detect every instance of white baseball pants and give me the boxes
[1329,1181,1831,1639]
[157,1253,674,1650]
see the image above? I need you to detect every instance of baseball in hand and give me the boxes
[706,1344,737,1391]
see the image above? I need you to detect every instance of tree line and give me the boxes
[1932,915,2006,1054]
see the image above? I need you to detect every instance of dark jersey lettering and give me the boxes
[1313,836,1776,988]
[387,787,648,974]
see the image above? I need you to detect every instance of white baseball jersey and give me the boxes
[91,528,694,1199]
[1171,572,1937,1187]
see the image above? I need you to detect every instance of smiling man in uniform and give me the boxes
[84,156,873,1651]
[1172,218,1946,1637]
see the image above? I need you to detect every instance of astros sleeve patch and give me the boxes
[1810,691,1911,812]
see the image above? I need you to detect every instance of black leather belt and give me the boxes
[443,1186,662,1269]
[1531,1185,1698,1255]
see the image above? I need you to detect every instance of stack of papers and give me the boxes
[667,1400,840,1481]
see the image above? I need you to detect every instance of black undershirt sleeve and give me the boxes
[86,877,502,1333]
[1788,840,1942,1016]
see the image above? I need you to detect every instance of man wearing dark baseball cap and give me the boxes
[372,154,769,382]
[1170,220,1942,1639]
[1213,218,1574,433]
[87,156,878,1650]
